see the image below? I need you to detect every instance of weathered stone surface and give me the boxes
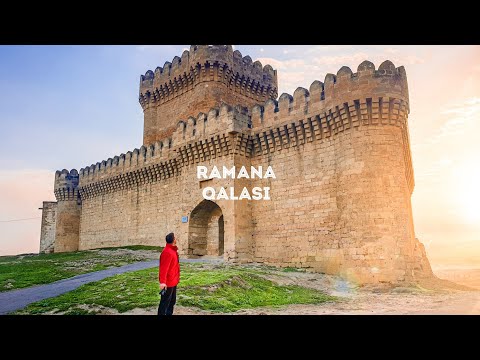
[52,169,81,253]
[39,46,432,285]
[39,201,57,253]
[139,45,278,146]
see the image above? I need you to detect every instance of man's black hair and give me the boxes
[166,232,175,244]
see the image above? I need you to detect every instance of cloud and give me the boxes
[442,97,480,115]
[314,51,424,67]
[261,52,374,71]
[136,45,159,52]
[305,45,355,54]
[415,158,453,184]
[256,57,309,70]
[135,45,179,56]
[417,97,480,147]
[311,52,370,67]
[384,47,400,54]
[255,57,285,70]
[402,54,425,65]
[303,45,424,65]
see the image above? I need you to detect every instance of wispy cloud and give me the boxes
[415,158,453,184]
[311,52,370,67]
[442,97,480,115]
[416,97,480,147]
[136,45,159,52]
[305,45,355,54]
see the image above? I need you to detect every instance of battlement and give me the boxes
[77,141,177,187]
[139,46,278,145]
[171,103,251,144]
[71,59,412,198]
[247,60,413,193]
[250,60,409,129]
[167,60,410,157]
[76,104,250,188]
[139,45,277,105]
[54,169,80,202]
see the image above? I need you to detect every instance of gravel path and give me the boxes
[0,258,222,315]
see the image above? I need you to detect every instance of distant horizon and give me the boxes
[1,45,479,268]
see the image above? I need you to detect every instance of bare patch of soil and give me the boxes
[120,265,480,315]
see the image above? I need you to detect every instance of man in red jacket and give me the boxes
[158,232,180,316]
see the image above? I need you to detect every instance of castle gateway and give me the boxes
[39,45,433,284]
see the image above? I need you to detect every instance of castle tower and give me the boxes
[53,169,81,252]
[139,45,278,145]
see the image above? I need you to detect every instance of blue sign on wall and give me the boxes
[181,216,188,223]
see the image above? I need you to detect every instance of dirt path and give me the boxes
[0,258,222,315]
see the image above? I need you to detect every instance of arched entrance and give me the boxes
[188,200,224,257]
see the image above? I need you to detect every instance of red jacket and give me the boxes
[159,243,180,287]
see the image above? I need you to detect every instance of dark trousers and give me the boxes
[158,286,177,316]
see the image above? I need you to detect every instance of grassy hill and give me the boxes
[15,263,336,314]
[2,248,336,314]
[0,246,162,292]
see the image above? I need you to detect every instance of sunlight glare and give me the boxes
[453,161,480,224]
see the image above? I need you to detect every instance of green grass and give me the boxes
[98,245,163,252]
[17,263,336,314]
[0,246,162,292]
[282,267,307,273]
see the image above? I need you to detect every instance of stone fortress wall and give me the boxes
[39,201,57,254]
[41,45,433,284]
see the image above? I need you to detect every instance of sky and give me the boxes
[0,45,479,267]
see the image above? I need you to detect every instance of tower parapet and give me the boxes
[250,60,409,128]
[249,60,413,193]
[139,45,278,146]
[54,169,80,202]
[53,169,81,252]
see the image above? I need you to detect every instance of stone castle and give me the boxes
[39,45,433,284]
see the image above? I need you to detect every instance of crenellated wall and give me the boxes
[53,169,81,253]
[249,60,413,193]
[42,55,432,284]
[139,45,278,145]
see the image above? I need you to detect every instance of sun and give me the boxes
[453,161,480,224]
